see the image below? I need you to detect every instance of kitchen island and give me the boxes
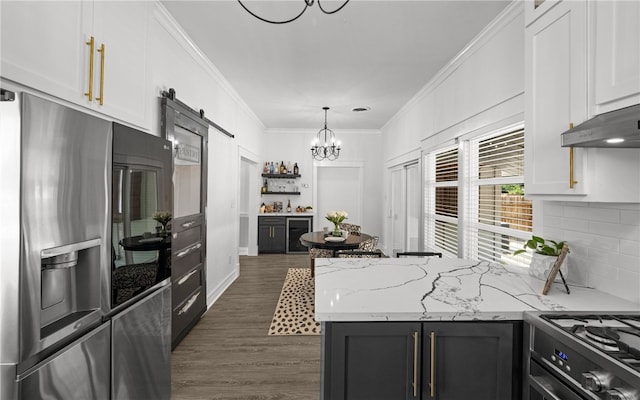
[314,258,639,400]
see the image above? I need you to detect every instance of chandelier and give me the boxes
[237,0,350,24]
[311,107,341,161]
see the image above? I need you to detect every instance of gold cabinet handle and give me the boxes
[412,331,419,397]
[430,331,435,397]
[96,43,105,105]
[569,147,578,189]
[84,36,95,101]
[568,123,578,189]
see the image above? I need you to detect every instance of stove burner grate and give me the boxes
[585,326,619,346]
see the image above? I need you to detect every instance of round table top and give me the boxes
[299,231,373,251]
[119,234,171,251]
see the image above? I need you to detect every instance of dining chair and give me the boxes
[112,247,157,305]
[309,247,332,277]
[335,250,383,258]
[339,223,361,235]
[396,251,443,258]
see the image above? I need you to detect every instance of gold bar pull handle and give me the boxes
[412,331,419,397]
[430,331,436,397]
[568,123,578,189]
[96,43,105,105]
[84,36,95,101]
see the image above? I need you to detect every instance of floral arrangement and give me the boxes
[153,211,172,234]
[325,210,348,236]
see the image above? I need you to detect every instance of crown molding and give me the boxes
[152,2,265,130]
[264,128,381,135]
[383,0,524,131]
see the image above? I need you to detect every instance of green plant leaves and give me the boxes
[514,236,566,257]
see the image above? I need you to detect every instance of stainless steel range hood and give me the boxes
[561,104,640,148]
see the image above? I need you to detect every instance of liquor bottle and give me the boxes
[279,161,285,174]
[261,179,268,193]
[269,162,274,174]
[263,162,269,174]
[286,199,291,213]
[293,162,299,175]
[287,161,292,174]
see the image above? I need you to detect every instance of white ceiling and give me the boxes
[161,0,511,131]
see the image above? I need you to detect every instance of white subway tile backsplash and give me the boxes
[543,203,564,217]
[542,202,640,304]
[621,210,640,226]
[560,217,589,233]
[565,205,620,223]
[620,239,640,257]
[589,220,640,240]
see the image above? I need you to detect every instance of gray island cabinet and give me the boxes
[314,258,640,400]
[322,321,521,400]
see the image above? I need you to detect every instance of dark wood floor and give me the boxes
[171,254,321,400]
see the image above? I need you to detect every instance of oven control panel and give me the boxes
[532,326,639,400]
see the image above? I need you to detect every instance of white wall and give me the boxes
[380,3,525,255]
[262,131,384,238]
[541,202,640,304]
[379,1,640,304]
[148,4,265,306]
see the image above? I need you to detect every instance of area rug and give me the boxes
[268,268,321,335]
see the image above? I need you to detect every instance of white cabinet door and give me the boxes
[0,1,93,106]
[592,0,640,114]
[92,1,150,130]
[524,0,562,27]
[524,0,588,196]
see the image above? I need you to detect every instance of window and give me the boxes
[425,147,459,256]
[468,129,532,266]
[423,126,533,267]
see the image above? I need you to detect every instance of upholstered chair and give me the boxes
[308,247,332,277]
[396,251,443,258]
[339,223,361,235]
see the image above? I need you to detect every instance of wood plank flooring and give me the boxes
[171,254,321,400]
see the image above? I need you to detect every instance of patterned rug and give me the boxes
[268,268,321,335]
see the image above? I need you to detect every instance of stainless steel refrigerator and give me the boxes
[1,88,112,399]
[0,87,171,399]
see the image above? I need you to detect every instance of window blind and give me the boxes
[468,129,532,267]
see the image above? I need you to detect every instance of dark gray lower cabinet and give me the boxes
[258,217,286,253]
[322,321,522,400]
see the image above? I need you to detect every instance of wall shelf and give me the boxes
[261,173,300,179]
[261,191,300,195]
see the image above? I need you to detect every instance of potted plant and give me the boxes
[514,235,568,280]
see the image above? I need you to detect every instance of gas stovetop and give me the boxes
[541,314,640,372]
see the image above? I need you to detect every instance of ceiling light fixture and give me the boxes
[237,0,350,24]
[311,107,341,161]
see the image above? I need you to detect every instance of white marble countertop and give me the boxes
[314,258,640,322]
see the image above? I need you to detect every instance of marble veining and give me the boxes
[314,258,640,322]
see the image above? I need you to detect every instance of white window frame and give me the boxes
[424,144,460,257]
[423,122,532,267]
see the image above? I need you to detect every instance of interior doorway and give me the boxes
[313,161,364,231]
[239,148,260,256]
[389,161,421,256]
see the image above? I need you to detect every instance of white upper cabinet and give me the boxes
[91,1,150,129]
[525,0,588,197]
[1,1,92,104]
[0,1,149,130]
[590,0,640,114]
[525,0,640,202]
[524,0,562,27]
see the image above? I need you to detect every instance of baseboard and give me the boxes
[239,247,249,256]
[205,265,240,309]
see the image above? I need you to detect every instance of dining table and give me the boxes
[299,231,373,256]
